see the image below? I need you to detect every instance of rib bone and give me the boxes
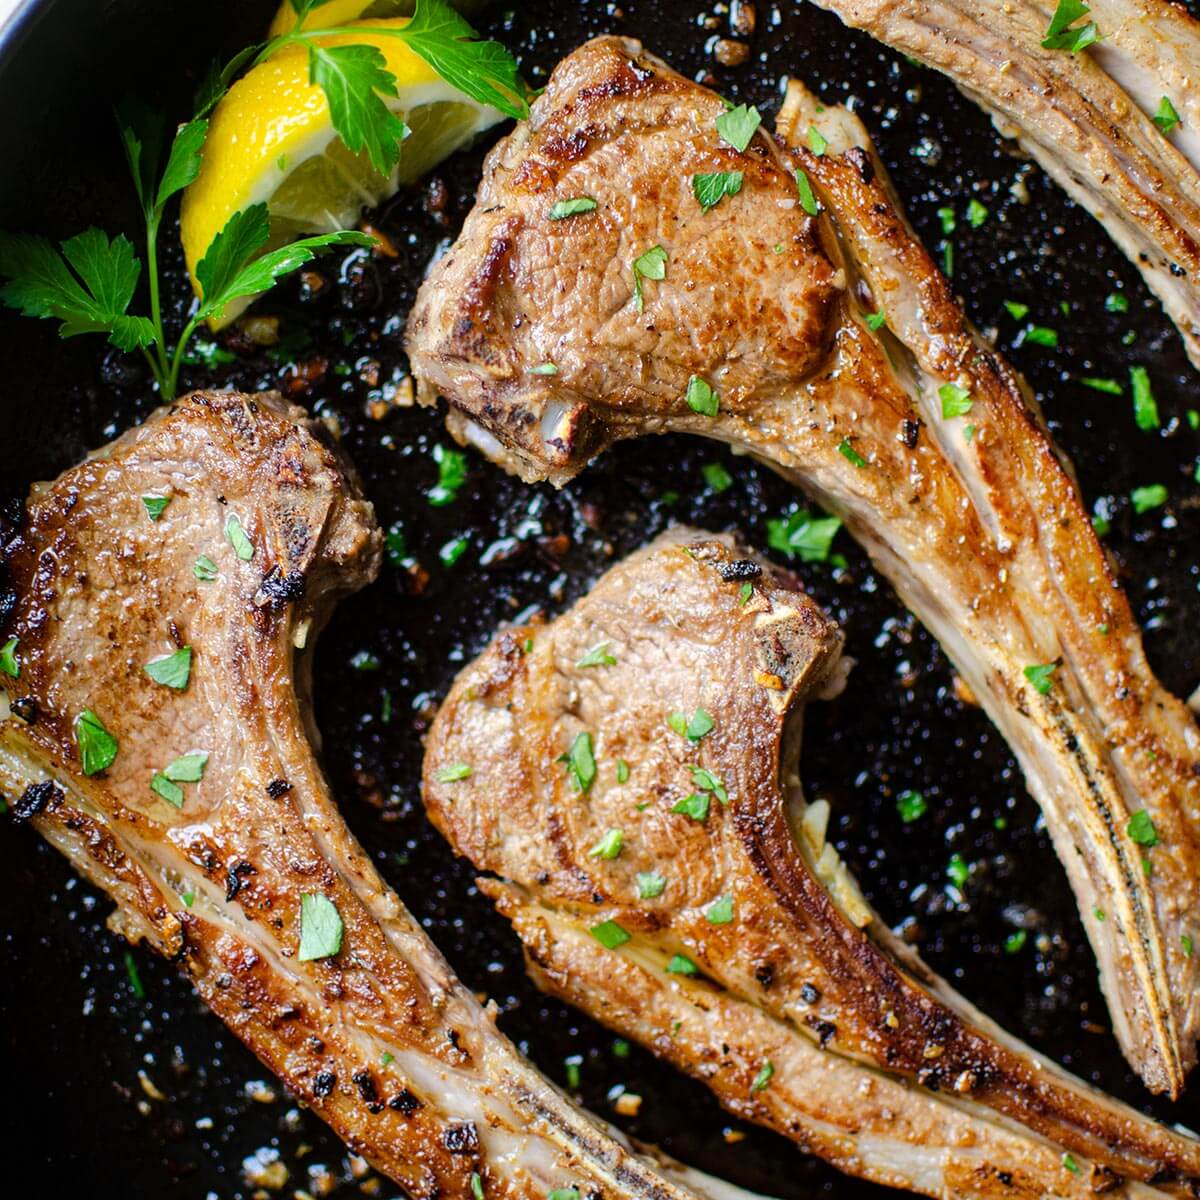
[404,36,1200,1096]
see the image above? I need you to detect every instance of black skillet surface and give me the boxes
[1,0,1198,1195]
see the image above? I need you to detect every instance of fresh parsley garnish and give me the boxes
[142,494,171,521]
[549,197,598,220]
[690,766,728,803]
[616,759,630,784]
[672,791,711,822]
[1127,809,1159,846]
[590,919,631,950]
[794,168,821,216]
[1131,483,1167,513]
[939,382,973,419]
[865,310,887,331]
[0,636,18,679]
[667,709,714,741]
[559,731,597,792]
[897,789,927,823]
[576,642,617,668]
[124,950,146,1000]
[807,125,828,156]
[1004,929,1028,954]
[947,852,970,889]
[224,513,254,561]
[936,206,956,235]
[1154,96,1182,135]
[1024,661,1058,695]
[1079,376,1122,395]
[193,554,219,582]
[766,507,841,563]
[151,774,185,808]
[1021,325,1058,348]
[705,894,734,924]
[632,244,668,312]
[144,646,192,690]
[702,462,733,492]
[1105,292,1129,313]
[637,871,667,899]
[298,892,344,962]
[838,437,867,468]
[428,443,468,505]
[471,1173,485,1200]
[966,199,988,228]
[693,171,744,212]
[436,762,473,782]
[685,375,720,417]
[750,1060,774,1092]
[666,953,698,976]
[715,103,761,152]
[589,828,624,860]
[76,708,118,775]
[1003,300,1029,320]
[1041,0,1100,51]
[440,535,469,567]
[1130,365,1159,430]
[529,361,558,375]
[151,750,210,808]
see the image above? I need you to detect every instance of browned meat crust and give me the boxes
[404,36,1200,1096]
[0,391,721,1200]
[424,528,1200,1199]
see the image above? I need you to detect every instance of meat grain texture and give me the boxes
[406,35,1200,1097]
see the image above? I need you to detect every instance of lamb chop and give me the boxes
[405,36,1200,1097]
[804,0,1200,368]
[0,390,739,1200]
[424,527,1200,1200]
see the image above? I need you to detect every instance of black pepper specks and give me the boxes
[389,1088,421,1115]
[716,559,763,582]
[313,1071,337,1098]
[443,1121,480,1154]
[266,778,292,798]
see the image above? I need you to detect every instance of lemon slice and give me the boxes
[180,16,502,326]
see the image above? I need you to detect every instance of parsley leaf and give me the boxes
[685,375,720,417]
[194,203,372,323]
[939,382,973,419]
[1130,365,1159,430]
[559,731,597,792]
[436,762,473,782]
[1079,376,1122,395]
[715,103,761,152]
[396,0,529,121]
[0,637,18,679]
[309,43,410,176]
[750,1060,774,1092]
[672,792,711,821]
[76,708,118,775]
[193,554,219,582]
[150,773,185,808]
[1041,0,1100,51]
[865,310,887,330]
[576,642,617,668]
[144,646,193,690]
[1131,483,1167,513]
[428,443,468,505]
[589,828,624,860]
[164,751,208,782]
[838,437,867,468]
[1021,325,1058,348]
[702,462,733,492]
[637,871,667,899]
[666,953,698,975]
[690,766,728,803]
[549,197,598,219]
[897,789,927,823]
[1106,292,1129,313]
[807,125,828,156]
[668,708,714,741]
[692,170,744,213]
[0,228,155,352]
[705,894,734,924]
[1004,929,1028,954]
[1127,809,1159,846]
[224,513,254,561]
[966,198,989,228]
[590,919,631,949]
[1154,95,1182,135]
[632,244,667,312]
[1024,661,1058,695]
[156,119,209,212]
[766,507,841,563]
[794,168,821,216]
[298,893,344,961]
[142,495,171,521]
[1003,300,1029,320]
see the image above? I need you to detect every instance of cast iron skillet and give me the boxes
[1,1,1198,1196]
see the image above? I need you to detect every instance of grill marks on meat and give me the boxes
[405,36,1200,1097]
[424,529,1200,1200]
[804,0,1200,367]
[0,391,723,1200]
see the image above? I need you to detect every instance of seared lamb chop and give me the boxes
[424,528,1200,1200]
[0,391,736,1200]
[405,37,1200,1097]
[804,0,1200,367]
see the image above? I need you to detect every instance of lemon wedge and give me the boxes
[180,16,502,326]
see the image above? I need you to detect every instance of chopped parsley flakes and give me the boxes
[794,168,821,216]
[1131,483,1167,514]
[1130,365,1159,430]
[436,762,473,783]
[1041,0,1099,52]
[1153,96,1181,135]
[589,828,624,860]
[938,382,973,419]
[715,103,761,152]
[766,507,841,563]
[685,375,720,417]
[705,894,734,924]
[632,244,668,312]
[807,125,828,156]
[590,919,631,950]
[576,642,617,668]
[548,196,598,220]
[76,708,118,775]
[428,444,468,506]
[0,636,18,678]
[672,792,711,822]
[144,645,192,690]
[637,871,666,899]
[142,494,171,521]
[559,731,597,792]
[298,892,344,962]
[896,789,927,823]
[667,708,714,741]
[224,513,254,560]
[1127,809,1159,847]
[666,953,698,976]
[838,437,867,468]
[750,1059,774,1092]
[693,170,744,212]
[1023,661,1058,695]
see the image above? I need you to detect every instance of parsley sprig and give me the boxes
[0,0,525,399]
